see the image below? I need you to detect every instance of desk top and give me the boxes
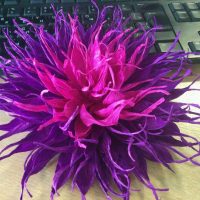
[0,67,200,200]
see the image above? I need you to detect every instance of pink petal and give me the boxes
[13,101,48,112]
[75,117,91,139]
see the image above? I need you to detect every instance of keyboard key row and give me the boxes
[0,2,183,55]
[0,0,77,5]
[173,10,200,22]
[0,7,172,32]
[169,2,200,12]
[185,2,199,10]
[169,2,200,22]
[4,0,19,5]
[0,5,97,17]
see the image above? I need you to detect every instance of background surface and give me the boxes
[0,67,200,200]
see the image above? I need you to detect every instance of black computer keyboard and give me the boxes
[0,0,200,63]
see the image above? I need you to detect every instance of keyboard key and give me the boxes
[4,0,18,5]
[100,0,114,2]
[40,6,54,16]
[156,41,182,52]
[190,10,200,21]
[31,16,45,24]
[131,12,143,21]
[7,7,21,17]
[46,0,59,3]
[184,3,199,10]
[24,7,38,17]
[30,0,44,4]
[134,3,145,10]
[0,8,4,18]
[57,5,73,14]
[169,3,185,12]
[155,31,175,41]
[174,11,191,22]
[145,12,172,30]
[188,41,200,52]
[0,17,11,28]
[135,3,163,12]
[88,5,96,14]
[61,0,75,2]
[76,0,90,2]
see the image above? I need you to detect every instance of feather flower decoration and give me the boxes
[0,4,200,200]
